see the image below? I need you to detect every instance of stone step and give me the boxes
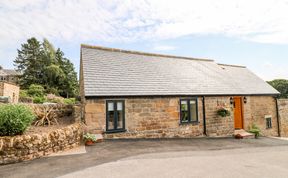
[234,129,255,139]
[94,134,104,142]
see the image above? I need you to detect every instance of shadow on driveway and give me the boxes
[1,137,288,178]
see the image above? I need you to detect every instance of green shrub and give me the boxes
[0,104,35,136]
[27,84,45,97]
[33,97,45,104]
[48,98,63,104]
[45,87,59,96]
[20,90,29,98]
[63,98,76,105]
[249,124,260,138]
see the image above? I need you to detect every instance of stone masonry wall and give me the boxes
[0,123,83,165]
[0,82,3,96]
[277,99,288,137]
[242,96,278,137]
[85,96,235,138]
[205,97,234,136]
[84,96,279,139]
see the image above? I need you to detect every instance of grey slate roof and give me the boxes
[81,45,279,97]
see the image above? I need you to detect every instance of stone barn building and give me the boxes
[0,82,20,103]
[80,44,280,139]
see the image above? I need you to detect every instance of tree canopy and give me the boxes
[14,37,78,98]
[267,79,288,98]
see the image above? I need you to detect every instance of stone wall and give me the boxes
[242,96,278,137]
[0,123,83,165]
[85,96,235,138]
[205,97,234,136]
[0,82,20,103]
[277,99,288,137]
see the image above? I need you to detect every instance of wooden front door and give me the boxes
[234,96,243,129]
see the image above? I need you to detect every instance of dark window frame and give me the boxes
[266,117,272,129]
[105,100,126,133]
[180,98,199,124]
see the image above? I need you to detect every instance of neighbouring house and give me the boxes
[0,68,20,84]
[0,82,20,103]
[80,44,280,139]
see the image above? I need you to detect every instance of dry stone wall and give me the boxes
[0,123,83,165]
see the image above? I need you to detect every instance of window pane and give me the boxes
[181,100,188,111]
[181,100,188,122]
[117,102,123,111]
[181,111,188,122]
[108,110,114,130]
[190,100,197,122]
[107,102,114,130]
[117,102,123,128]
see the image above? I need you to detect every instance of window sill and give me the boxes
[105,129,127,134]
[179,121,199,125]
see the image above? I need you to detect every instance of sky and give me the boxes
[1,0,288,81]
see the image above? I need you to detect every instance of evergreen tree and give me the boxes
[14,37,79,97]
[14,38,44,88]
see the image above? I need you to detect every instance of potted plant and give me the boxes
[249,124,260,138]
[217,106,231,117]
[83,133,97,145]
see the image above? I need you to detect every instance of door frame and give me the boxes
[234,96,244,129]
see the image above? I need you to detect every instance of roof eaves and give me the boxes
[217,63,246,68]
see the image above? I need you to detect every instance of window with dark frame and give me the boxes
[180,98,198,124]
[106,100,125,132]
[266,117,272,129]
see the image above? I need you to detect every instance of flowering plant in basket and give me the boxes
[217,106,231,117]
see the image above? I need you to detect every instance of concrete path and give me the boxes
[1,137,288,178]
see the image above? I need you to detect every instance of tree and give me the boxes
[27,84,45,97]
[0,65,3,70]
[14,38,44,88]
[14,37,79,97]
[267,79,288,98]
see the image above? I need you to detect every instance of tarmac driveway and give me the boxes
[1,137,288,178]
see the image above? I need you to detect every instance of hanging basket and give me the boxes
[217,108,231,117]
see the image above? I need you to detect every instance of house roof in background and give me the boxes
[0,69,20,76]
[81,44,279,97]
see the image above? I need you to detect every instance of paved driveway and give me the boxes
[1,137,288,178]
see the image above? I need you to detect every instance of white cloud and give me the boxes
[253,61,288,81]
[1,0,288,46]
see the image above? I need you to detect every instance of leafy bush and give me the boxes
[0,104,35,136]
[33,97,46,104]
[63,98,76,105]
[27,84,45,97]
[45,87,59,96]
[20,90,29,98]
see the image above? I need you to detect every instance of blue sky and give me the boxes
[1,0,288,80]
